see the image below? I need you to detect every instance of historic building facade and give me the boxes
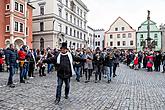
[104,17,136,50]
[87,26,94,50]
[160,24,165,52]
[0,0,34,49]
[29,0,89,50]
[94,29,105,50]
[136,20,162,51]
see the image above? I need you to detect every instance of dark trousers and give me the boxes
[95,65,101,81]
[28,63,35,77]
[113,63,118,76]
[56,77,70,99]
[148,67,152,72]
[8,65,15,84]
[39,66,45,76]
[85,69,92,80]
[0,64,3,72]
[163,64,165,72]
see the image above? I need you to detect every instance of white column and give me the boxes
[10,0,14,44]
[24,1,27,45]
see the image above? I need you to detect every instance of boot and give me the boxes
[54,98,60,105]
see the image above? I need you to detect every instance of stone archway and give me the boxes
[14,39,24,50]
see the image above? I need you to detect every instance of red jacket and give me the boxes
[134,57,138,65]
[0,58,4,64]
[18,50,26,60]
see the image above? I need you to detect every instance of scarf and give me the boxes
[57,52,76,75]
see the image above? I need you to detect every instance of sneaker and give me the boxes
[108,80,110,83]
[85,80,89,83]
[29,77,34,79]
[95,80,97,83]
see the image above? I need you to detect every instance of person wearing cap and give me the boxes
[43,42,90,104]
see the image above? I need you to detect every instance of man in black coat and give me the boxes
[43,42,89,104]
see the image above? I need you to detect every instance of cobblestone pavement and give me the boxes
[0,64,165,110]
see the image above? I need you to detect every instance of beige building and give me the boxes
[160,24,165,52]
[29,0,89,50]
[105,17,136,50]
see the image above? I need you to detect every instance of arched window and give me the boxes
[40,38,44,50]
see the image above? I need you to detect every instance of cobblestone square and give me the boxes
[0,64,165,110]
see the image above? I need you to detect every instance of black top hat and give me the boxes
[61,42,67,49]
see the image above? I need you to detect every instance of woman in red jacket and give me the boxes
[146,53,154,72]
[134,54,139,70]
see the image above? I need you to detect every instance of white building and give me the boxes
[94,29,105,50]
[29,0,89,50]
[105,17,136,50]
[87,26,94,50]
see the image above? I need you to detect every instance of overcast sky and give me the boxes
[82,0,165,31]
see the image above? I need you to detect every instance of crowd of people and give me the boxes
[0,43,165,104]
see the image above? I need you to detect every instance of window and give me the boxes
[20,23,23,32]
[77,19,79,26]
[84,34,86,40]
[122,27,125,31]
[77,7,79,15]
[66,0,68,7]
[110,42,113,46]
[40,22,44,31]
[123,41,126,46]
[59,8,62,17]
[70,15,72,23]
[122,34,126,38]
[80,10,82,17]
[154,34,158,38]
[65,26,68,34]
[95,42,98,46]
[74,17,76,25]
[6,25,10,32]
[14,21,18,31]
[155,41,158,46]
[40,6,44,15]
[117,34,120,38]
[20,4,23,13]
[15,2,18,11]
[117,41,120,46]
[84,12,86,19]
[40,38,44,50]
[140,34,143,38]
[66,12,68,20]
[98,35,100,38]
[77,31,79,38]
[74,30,76,37]
[70,28,72,36]
[80,32,82,39]
[130,41,133,45]
[110,35,113,39]
[98,41,100,46]
[84,22,86,29]
[6,4,10,10]
[80,20,82,28]
[115,28,118,31]
[128,33,132,38]
[95,35,97,38]
[26,27,28,35]
[58,23,62,32]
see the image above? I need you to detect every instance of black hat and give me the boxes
[61,42,67,49]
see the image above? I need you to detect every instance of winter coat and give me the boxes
[134,57,138,65]
[6,48,18,66]
[43,53,86,79]
[147,55,154,68]
[18,50,26,60]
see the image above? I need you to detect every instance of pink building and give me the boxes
[0,0,34,49]
[105,17,136,50]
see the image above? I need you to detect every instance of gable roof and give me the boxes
[105,17,136,33]
[141,20,156,25]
